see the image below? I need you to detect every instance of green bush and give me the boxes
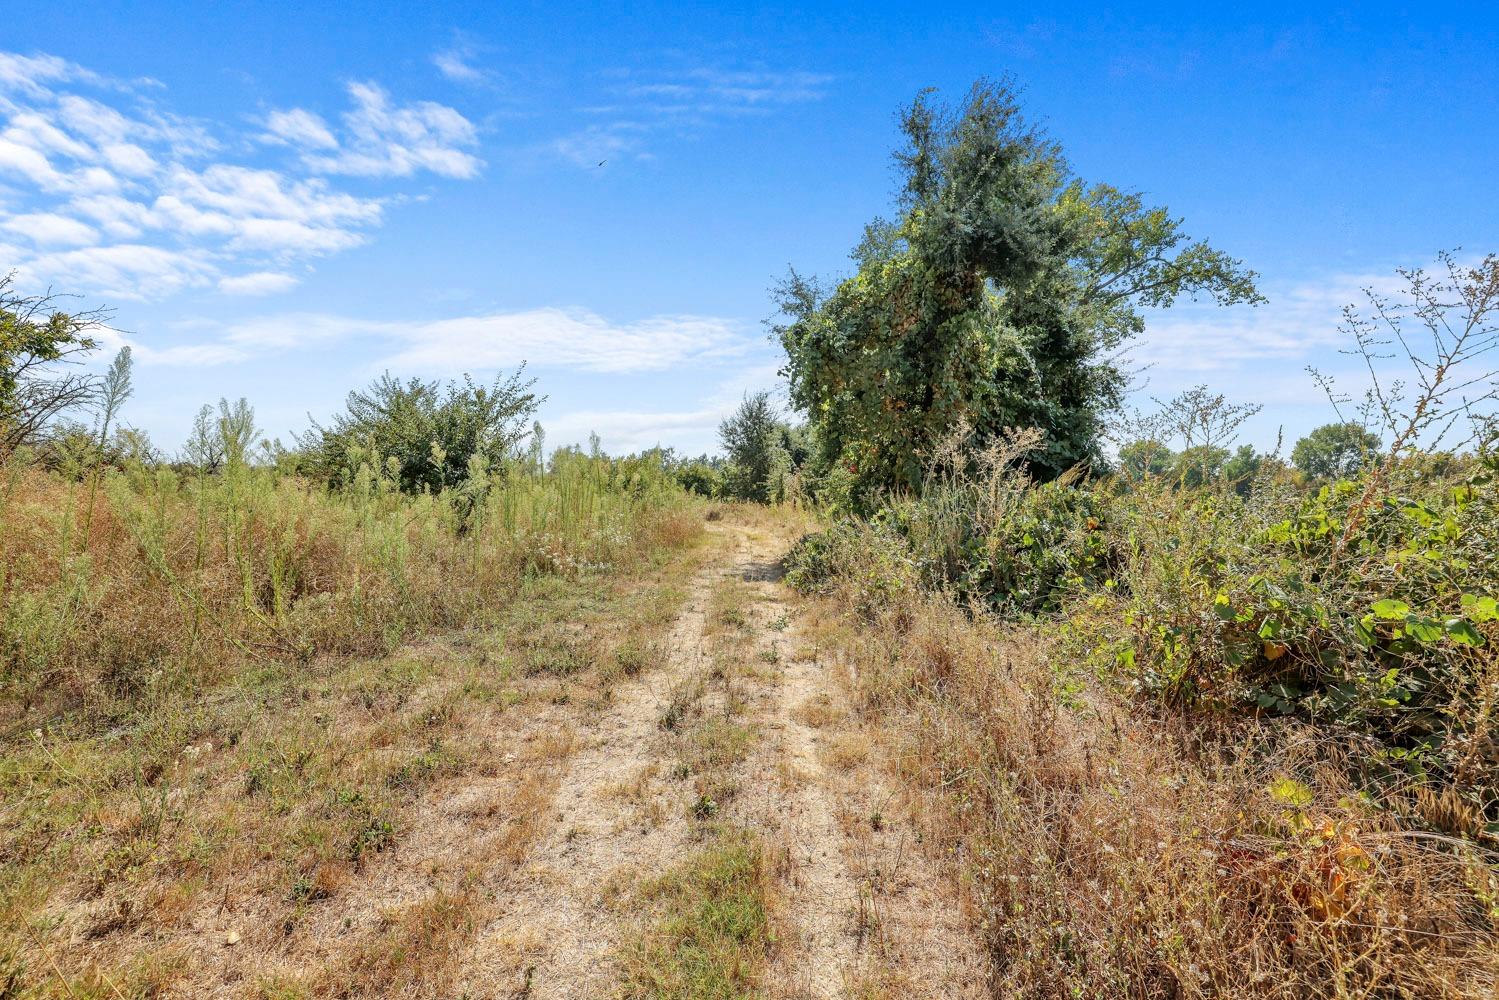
[792,450,1499,816]
[674,459,724,498]
[297,369,541,493]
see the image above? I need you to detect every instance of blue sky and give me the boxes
[2,2,1496,456]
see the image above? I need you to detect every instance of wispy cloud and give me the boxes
[545,362,786,454]
[218,270,300,296]
[0,51,107,97]
[432,38,495,87]
[546,404,729,454]
[550,122,649,167]
[268,82,483,179]
[0,49,480,300]
[21,244,218,300]
[0,211,99,247]
[1129,268,1409,378]
[621,67,833,115]
[114,305,756,376]
[373,308,745,373]
[261,108,337,150]
[549,63,832,166]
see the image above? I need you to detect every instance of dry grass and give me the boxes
[0,455,708,996]
[0,453,699,712]
[611,554,788,997]
[798,585,1499,998]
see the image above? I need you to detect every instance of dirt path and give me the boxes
[460,513,985,998]
[727,519,987,999]
[455,525,727,998]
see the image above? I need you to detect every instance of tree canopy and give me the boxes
[774,81,1261,501]
[299,368,542,492]
[0,273,106,453]
[717,391,809,502]
[1292,421,1382,479]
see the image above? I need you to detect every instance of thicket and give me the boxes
[784,254,1499,995]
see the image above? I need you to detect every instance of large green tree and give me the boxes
[718,391,809,502]
[1292,421,1382,479]
[774,81,1261,498]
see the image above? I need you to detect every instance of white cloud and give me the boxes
[617,67,833,117]
[18,243,216,300]
[547,404,729,454]
[0,134,68,189]
[671,67,833,109]
[145,164,380,255]
[218,270,300,296]
[551,123,648,166]
[552,63,832,167]
[1,210,99,247]
[231,216,365,254]
[137,304,774,454]
[100,141,154,175]
[1130,269,1409,377]
[545,363,786,454]
[135,342,251,366]
[206,306,751,373]
[3,110,93,160]
[69,193,155,237]
[0,52,103,96]
[261,108,338,150]
[0,50,467,300]
[382,309,745,373]
[120,306,751,385]
[432,42,493,86]
[164,163,382,228]
[273,81,482,179]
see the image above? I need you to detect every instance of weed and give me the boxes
[347,815,396,867]
[620,833,775,999]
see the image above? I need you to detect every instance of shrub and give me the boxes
[298,368,542,493]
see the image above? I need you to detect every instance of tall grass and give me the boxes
[1,445,698,718]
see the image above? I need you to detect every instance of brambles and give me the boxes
[785,470,1499,997]
[296,367,542,494]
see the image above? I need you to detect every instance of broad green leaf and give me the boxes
[1268,776,1313,808]
[1460,594,1498,623]
[1407,618,1443,643]
[1445,618,1485,647]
